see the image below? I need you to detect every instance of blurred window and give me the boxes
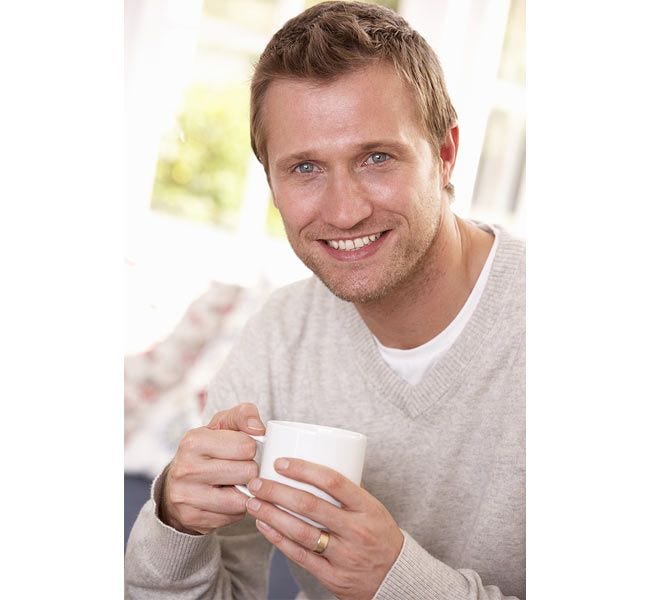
[470,0,526,232]
[150,0,276,231]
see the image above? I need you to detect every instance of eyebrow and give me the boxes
[273,140,411,171]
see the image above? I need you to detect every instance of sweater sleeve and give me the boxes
[124,300,284,599]
[124,471,273,599]
[373,530,520,600]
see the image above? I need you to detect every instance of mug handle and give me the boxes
[234,434,265,497]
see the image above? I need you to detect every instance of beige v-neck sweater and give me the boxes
[125,225,525,599]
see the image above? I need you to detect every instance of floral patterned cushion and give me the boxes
[124,281,270,477]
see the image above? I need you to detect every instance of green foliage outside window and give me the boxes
[151,83,251,229]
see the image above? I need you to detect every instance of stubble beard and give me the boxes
[286,213,442,306]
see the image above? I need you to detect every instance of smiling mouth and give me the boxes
[323,231,385,251]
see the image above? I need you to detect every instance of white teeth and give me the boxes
[326,232,383,251]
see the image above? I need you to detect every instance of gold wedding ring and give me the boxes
[313,530,330,555]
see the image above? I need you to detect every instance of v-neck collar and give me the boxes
[337,225,524,418]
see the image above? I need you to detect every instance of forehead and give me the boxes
[262,63,426,163]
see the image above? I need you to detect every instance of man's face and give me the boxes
[264,63,451,304]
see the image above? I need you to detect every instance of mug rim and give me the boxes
[267,420,366,440]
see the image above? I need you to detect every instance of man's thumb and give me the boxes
[206,402,265,433]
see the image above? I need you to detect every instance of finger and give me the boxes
[246,495,334,555]
[255,519,334,578]
[179,484,248,516]
[274,458,367,511]
[175,505,245,535]
[206,403,266,434]
[246,477,344,533]
[170,483,250,515]
[179,428,258,460]
[175,459,258,487]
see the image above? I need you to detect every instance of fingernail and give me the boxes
[247,498,261,512]
[248,478,262,492]
[247,418,265,431]
[275,458,289,471]
[256,520,281,542]
[256,519,273,533]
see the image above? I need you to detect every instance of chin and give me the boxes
[317,272,395,304]
[294,242,417,305]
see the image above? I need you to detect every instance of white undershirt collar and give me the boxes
[374,226,499,385]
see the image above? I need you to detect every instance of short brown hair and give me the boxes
[250,1,457,188]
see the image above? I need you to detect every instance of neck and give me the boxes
[354,209,494,349]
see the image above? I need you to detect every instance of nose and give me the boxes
[320,170,373,230]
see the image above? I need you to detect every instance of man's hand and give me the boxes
[244,458,404,600]
[159,402,265,535]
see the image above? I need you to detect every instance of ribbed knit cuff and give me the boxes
[145,469,221,580]
[373,530,468,600]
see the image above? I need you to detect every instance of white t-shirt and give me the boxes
[375,227,499,385]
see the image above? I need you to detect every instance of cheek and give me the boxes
[272,182,321,229]
[361,171,411,212]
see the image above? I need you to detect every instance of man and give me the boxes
[125,2,525,599]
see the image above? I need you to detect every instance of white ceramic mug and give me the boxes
[235,420,367,528]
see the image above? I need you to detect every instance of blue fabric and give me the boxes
[124,474,299,599]
[124,474,151,551]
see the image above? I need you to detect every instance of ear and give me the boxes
[439,124,459,188]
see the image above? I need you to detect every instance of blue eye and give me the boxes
[368,152,389,164]
[295,162,315,174]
